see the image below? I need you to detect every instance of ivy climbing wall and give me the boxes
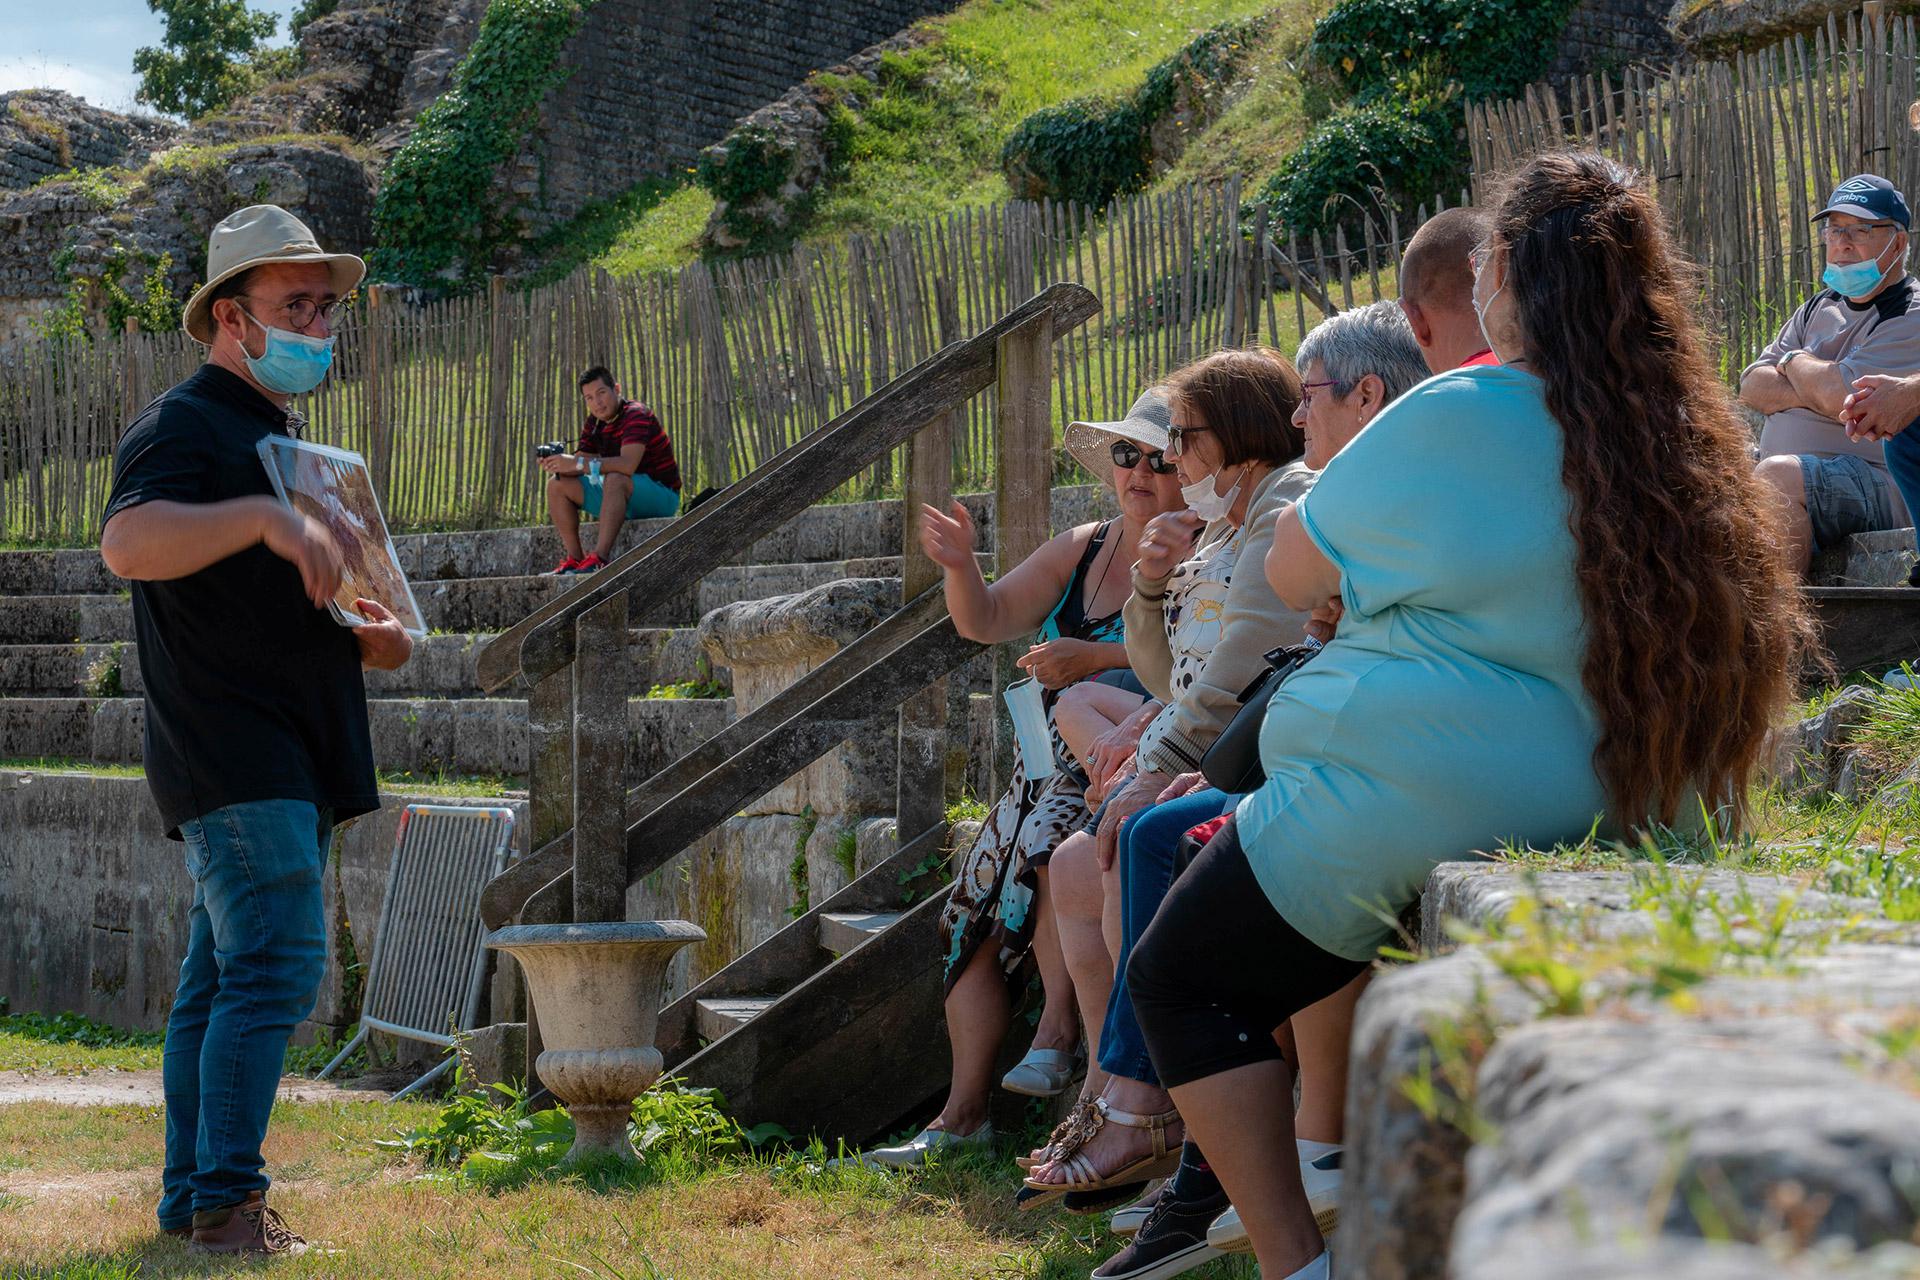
[515,0,955,235]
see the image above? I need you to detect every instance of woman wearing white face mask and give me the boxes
[1024,348,1313,1211]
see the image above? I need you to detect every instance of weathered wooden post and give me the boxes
[989,307,1054,797]
[484,275,511,520]
[517,660,577,1088]
[572,594,630,923]
[896,278,958,841]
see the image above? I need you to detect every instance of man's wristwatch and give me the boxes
[1779,348,1804,371]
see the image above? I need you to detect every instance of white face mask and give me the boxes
[1181,463,1245,523]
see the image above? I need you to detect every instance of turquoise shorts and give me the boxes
[580,471,680,521]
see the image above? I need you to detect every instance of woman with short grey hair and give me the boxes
[1294,301,1431,470]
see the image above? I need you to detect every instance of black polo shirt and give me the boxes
[101,364,379,840]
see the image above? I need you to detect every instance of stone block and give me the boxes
[1455,1015,1920,1265]
[459,1022,528,1094]
[1336,950,1539,1280]
[1763,685,1876,802]
[700,576,900,819]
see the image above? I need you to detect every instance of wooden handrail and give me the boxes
[474,282,1100,693]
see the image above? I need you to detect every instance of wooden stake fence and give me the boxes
[0,177,1422,546]
[1468,6,1920,378]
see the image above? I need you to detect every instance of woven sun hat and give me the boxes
[182,204,367,344]
[1062,387,1173,480]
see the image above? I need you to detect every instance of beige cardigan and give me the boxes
[1123,461,1316,776]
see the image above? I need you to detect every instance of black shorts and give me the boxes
[1126,816,1370,1089]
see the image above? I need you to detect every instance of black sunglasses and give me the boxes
[1111,439,1178,474]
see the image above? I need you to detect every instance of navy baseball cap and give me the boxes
[1812,174,1911,228]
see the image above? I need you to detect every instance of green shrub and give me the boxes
[1308,0,1579,102]
[1252,0,1580,238]
[999,16,1267,210]
[371,0,593,289]
[1253,95,1459,238]
[1307,0,1433,99]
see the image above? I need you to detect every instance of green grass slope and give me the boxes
[562,0,1326,279]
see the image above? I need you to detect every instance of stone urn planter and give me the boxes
[485,920,706,1164]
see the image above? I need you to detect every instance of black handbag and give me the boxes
[1198,637,1321,794]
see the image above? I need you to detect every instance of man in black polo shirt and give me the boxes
[99,205,411,1256]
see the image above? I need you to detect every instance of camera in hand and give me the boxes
[534,441,570,459]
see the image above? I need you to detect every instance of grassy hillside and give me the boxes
[556,0,1327,279]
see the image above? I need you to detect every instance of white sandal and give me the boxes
[1000,1046,1076,1097]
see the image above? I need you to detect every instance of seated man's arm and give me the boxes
[595,440,647,477]
[1738,364,1805,415]
[1779,355,1853,419]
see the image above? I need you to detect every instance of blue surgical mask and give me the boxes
[1822,241,1898,299]
[239,306,335,394]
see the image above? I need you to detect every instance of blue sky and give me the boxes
[2,0,305,116]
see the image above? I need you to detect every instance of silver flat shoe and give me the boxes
[1000,1046,1076,1097]
[831,1121,994,1169]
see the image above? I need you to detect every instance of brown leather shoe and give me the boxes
[187,1191,307,1256]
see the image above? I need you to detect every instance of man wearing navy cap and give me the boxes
[1744,173,1919,574]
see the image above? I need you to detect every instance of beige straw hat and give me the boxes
[182,204,366,344]
[1062,387,1173,480]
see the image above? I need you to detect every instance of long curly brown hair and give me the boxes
[1490,151,1814,826]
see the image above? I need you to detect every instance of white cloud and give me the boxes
[1,0,307,116]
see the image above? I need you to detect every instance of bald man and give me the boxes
[1397,208,1496,373]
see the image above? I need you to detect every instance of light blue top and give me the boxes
[1236,365,1610,961]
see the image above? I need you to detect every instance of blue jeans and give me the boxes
[160,799,333,1228]
[1097,787,1234,1086]
[1886,431,1920,567]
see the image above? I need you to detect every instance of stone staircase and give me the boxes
[0,496,1031,786]
[0,483,1108,1080]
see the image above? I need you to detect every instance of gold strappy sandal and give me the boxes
[1020,1096,1183,1199]
[1014,1097,1097,1171]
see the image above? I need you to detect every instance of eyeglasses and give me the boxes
[1299,378,1343,410]
[1165,424,1213,457]
[1110,439,1178,474]
[1468,245,1490,272]
[1821,221,1899,246]
[241,295,342,330]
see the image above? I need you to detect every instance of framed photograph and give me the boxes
[257,436,427,639]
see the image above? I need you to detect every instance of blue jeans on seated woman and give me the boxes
[1097,786,1234,1087]
[159,798,333,1229]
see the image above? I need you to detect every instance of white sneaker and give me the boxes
[1000,1046,1076,1097]
[1205,1146,1341,1252]
[1108,1179,1167,1237]
[830,1121,993,1169]
[1301,1146,1342,1234]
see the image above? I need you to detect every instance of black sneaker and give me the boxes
[1092,1186,1228,1280]
[1907,559,1920,588]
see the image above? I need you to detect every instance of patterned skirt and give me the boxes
[937,727,1091,995]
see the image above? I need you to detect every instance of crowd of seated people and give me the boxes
[842,149,1817,1280]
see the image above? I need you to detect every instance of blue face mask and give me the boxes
[1822,241,1899,299]
[238,306,335,394]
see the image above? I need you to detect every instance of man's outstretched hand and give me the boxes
[352,597,413,671]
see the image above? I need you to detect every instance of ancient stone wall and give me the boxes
[0,141,373,345]
[514,0,955,233]
[0,91,179,191]
[1552,0,1686,78]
